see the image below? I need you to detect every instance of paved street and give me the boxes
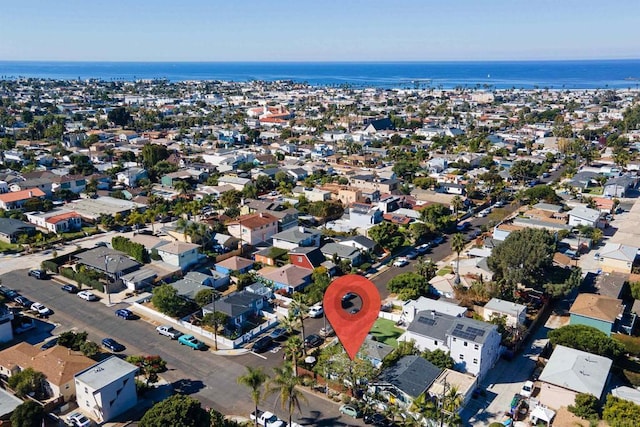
[2,269,365,426]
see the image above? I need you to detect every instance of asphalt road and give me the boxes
[2,269,365,426]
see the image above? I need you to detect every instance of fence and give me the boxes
[377,311,401,323]
[133,303,278,349]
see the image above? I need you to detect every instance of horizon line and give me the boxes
[1,57,640,64]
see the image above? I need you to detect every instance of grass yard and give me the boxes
[437,265,453,276]
[583,186,603,195]
[369,318,403,347]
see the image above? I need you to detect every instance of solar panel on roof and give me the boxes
[467,327,486,336]
[418,317,436,326]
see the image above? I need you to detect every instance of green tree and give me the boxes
[108,107,133,127]
[58,330,88,350]
[387,272,430,300]
[220,190,242,208]
[603,395,640,427]
[126,355,167,386]
[568,393,600,420]
[80,341,100,358]
[151,284,188,317]
[451,196,464,220]
[268,363,308,427]
[548,324,624,359]
[10,401,44,427]
[141,143,170,169]
[173,179,192,196]
[8,368,46,399]
[283,335,304,375]
[451,233,466,284]
[139,394,210,427]
[509,159,538,184]
[487,228,556,293]
[237,367,268,427]
[194,288,215,308]
[422,349,454,369]
[415,256,437,281]
[289,296,309,353]
[368,222,404,252]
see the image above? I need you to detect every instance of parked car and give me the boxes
[61,284,79,293]
[341,292,357,303]
[14,296,33,308]
[0,286,19,300]
[28,269,47,280]
[77,290,97,301]
[364,412,390,426]
[66,411,92,427]
[40,337,58,350]
[456,222,471,231]
[392,257,408,267]
[594,252,601,260]
[520,380,534,398]
[405,250,418,260]
[252,336,274,353]
[101,338,125,352]
[432,236,444,245]
[178,334,205,350]
[115,308,135,319]
[268,327,289,341]
[30,303,52,316]
[339,404,360,418]
[94,241,108,248]
[308,305,324,318]
[156,325,183,339]
[319,324,335,338]
[304,334,324,348]
[416,243,430,255]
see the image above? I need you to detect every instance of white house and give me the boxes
[567,206,604,229]
[482,298,527,328]
[399,310,502,380]
[26,209,83,234]
[401,297,467,323]
[75,356,138,424]
[155,241,201,270]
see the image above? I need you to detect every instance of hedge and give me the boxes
[59,267,104,292]
[112,236,150,263]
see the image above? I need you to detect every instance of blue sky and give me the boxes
[1,0,639,61]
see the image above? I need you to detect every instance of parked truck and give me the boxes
[156,325,183,339]
[249,410,285,427]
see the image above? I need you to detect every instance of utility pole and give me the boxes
[212,291,218,351]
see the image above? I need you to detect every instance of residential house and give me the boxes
[350,174,399,194]
[215,256,254,275]
[75,356,139,423]
[217,175,251,191]
[257,264,313,293]
[360,338,394,369]
[51,174,87,194]
[226,213,279,246]
[348,203,383,228]
[0,388,22,421]
[0,217,35,243]
[171,270,230,298]
[10,177,53,197]
[598,243,638,273]
[0,342,95,401]
[426,369,478,413]
[289,247,326,270]
[441,182,465,195]
[202,290,265,330]
[0,188,46,210]
[155,241,201,270]
[291,186,331,202]
[336,235,377,255]
[74,247,141,283]
[537,345,612,409]
[371,355,442,408]
[401,297,467,324]
[272,226,321,250]
[211,232,240,251]
[603,175,636,198]
[567,206,604,229]
[119,268,157,291]
[399,310,502,379]
[0,306,13,343]
[116,167,148,187]
[320,242,362,266]
[363,117,394,134]
[241,199,299,231]
[569,293,624,336]
[26,209,83,234]
[254,246,288,267]
[482,298,528,328]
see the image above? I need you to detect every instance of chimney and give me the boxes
[299,226,305,233]
[259,213,264,218]
[431,310,436,318]
[29,191,33,197]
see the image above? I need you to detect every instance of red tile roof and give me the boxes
[227,213,278,230]
[45,212,81,224]
[0,188,45,203]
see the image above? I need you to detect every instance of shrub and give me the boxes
[568,393,600,419]
[41,260,58,273]
[112,235,150,263]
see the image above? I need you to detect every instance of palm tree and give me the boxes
[415,256,437,281]
[173,179,192,197]
[451,195,464,221]
[268,363,307,427]
[289,296,309,354]
[283,335,303,376]
[441,386,463,426]
[410,393,439,425]
[175,218,190,242]
[451,233,466,285]
[237,366,268,427]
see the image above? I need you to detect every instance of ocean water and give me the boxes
[0,60,639,89]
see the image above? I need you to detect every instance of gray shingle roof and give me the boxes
[377,355,442,398]
[407,311,498,344]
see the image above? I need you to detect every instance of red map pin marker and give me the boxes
[323,274,381,360]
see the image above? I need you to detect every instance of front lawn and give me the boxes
[0,241,23,254]
[437,266,453,276]
[369,318,403,347]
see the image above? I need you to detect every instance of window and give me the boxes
[298,256,303,263]
[84,387,88,393]
[452,337,456,342]
[434,340,438,345]
[464,341,468,347]
[459,354,464,360]
[473,358,478,364]
[474,344,479,350]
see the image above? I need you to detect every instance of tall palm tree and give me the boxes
[410,393,439,425]
[268,363,307,427]
[173,179,192,197]
[175,218,189,242]
[451,195,464,221]
[289,296,309,354]
[451,233,466,285]
[283,335,303,376]
[441,386,463,427]
[237,366,268,427]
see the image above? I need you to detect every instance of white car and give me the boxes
[30,302,52,316]
[66,411,92,427]
[520,380,534,398]
[77,290,97,301]
[393,257,409,267]
[308,305,324,318]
